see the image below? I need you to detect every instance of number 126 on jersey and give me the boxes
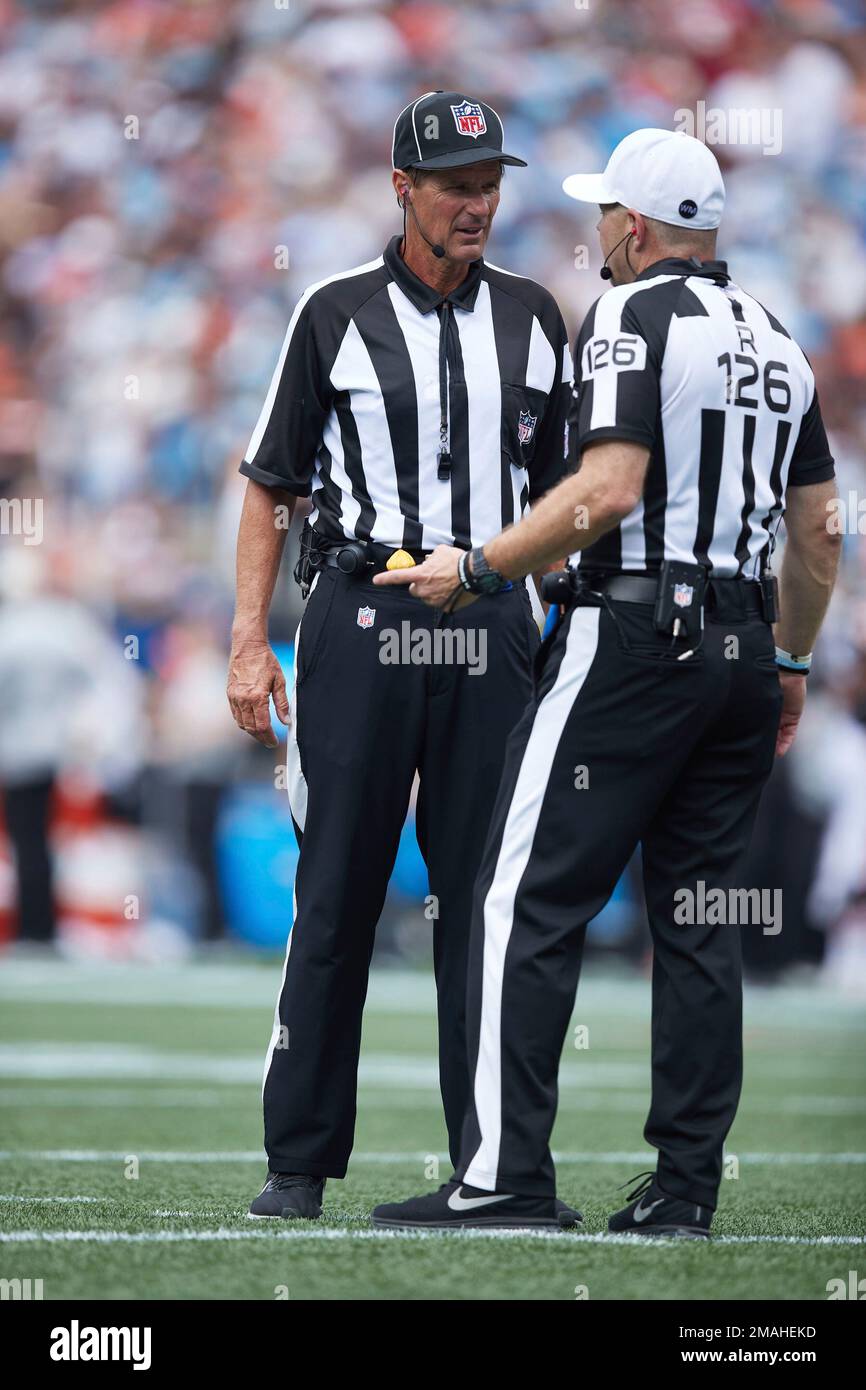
[581,334,648,378]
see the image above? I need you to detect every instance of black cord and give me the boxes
[585,587,634,653]
[441,580,466,615]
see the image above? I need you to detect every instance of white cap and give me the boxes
[562,128,725,231]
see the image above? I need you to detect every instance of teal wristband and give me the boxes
[775,646,811,674]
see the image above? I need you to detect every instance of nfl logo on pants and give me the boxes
[357,606,376,629]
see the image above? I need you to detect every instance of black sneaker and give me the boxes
[248,1172,325,1219]
[371,1179,563,1231]
[607,1171,711,1239]
[555,1197,583,1229]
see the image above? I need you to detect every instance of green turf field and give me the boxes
[0,958,863,1301]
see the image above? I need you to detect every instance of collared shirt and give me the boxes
[568,257,835,579]
[241,236,572,551]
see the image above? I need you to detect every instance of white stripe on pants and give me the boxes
[261,603,309,1101]
[463,606,601,1190]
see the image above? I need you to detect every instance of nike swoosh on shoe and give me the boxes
[446,1188,515,1213]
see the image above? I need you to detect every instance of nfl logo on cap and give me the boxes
[392,92,527,172]
[451,100,487,139]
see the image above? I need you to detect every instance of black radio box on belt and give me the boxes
[653,560,707,641]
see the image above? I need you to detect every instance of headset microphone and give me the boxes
[600,228,636,281]
[402,190,446,259]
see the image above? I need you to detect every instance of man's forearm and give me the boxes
[775,530,840,656]
[233,479,295,638]
[485,442,649,581]
[528,499,566,608]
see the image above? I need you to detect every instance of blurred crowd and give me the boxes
[0,0,865,982]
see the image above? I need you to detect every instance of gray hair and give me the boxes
[643,214,717,255]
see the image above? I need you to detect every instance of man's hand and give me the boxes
[776,670,806,758]
[373,544,477,610]
[227,636,290,748]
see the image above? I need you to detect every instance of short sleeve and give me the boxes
[569,294,659,457]
[787,387,835,487]
[527,318,572,500]
[239,294,330,495]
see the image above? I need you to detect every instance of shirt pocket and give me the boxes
[501,383,549,472]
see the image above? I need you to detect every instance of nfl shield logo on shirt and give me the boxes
[451,100,487,139]
[518,410,538,445]
[673,583,694,609]
[357,605,376,629]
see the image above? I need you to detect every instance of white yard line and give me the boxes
[0,1149,864,1165]
[0,1227,862,1247]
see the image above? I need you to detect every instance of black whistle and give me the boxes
[437,450,452,481]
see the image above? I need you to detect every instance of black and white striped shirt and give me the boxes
[568,257,835,579]
[241,236,572,551]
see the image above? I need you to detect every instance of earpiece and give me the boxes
[399,180,446,259]
[600,227,638,281]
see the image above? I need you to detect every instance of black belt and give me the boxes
[317,541,434,577]
[587,572,764,614]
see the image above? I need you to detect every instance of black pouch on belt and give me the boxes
[759,568,780,624]
[293,518,319,598]
[539,569,579,607]
[652,560,707,641]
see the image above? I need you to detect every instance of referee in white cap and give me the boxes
[229,91,580,1223]
[372,128,840,1234]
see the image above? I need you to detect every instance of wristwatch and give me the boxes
[461,546,507,596]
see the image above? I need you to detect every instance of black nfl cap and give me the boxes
[392,90,527,171]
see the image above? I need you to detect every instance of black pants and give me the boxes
[263,567,538,1176]
[3,775,56,942]
[456,588,783,1209]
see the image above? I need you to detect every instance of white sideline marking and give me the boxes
[0,1149,864,1165]
[0,1194,103,1204]
[0,1087,230,1108]
[0,1045,860,1098]
[0,965,441,1013]
[0,1045,445,1086]
[0,962,863,1027]
[1,1086,862,1116]
[0,1227,863,1247]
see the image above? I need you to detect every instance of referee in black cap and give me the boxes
[229,91,579,1222]
[372,128,840,1235]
